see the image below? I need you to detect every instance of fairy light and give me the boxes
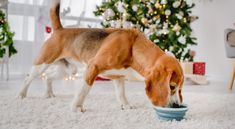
[75,73,79,77]
[163,4,166,8]
[40,73,46,80]
[40,72,79,81]
[64,73,80,81]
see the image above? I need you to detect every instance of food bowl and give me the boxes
[153,104,188,121]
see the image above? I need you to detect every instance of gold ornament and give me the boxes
[163,4,166,8]
[155,2,160,8]
[155,15,160,19]
[123,12,129,20]
[150,25,157,32]
[172,23,181,32]
[141,18,148,25]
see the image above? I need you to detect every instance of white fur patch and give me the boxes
[71,80,91,112]
[169,87,181,105]
[100,68,144,81]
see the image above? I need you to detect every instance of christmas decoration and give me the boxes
[193,62,206,75]
[0,10,17,58]
[189,49,196,57]
[94,0,198,61]
[61,7,71,17]
[45,26,52,33]
[95,76,110,81]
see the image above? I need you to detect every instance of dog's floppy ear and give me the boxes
[145,78,151,94]
[145,69,172,106]
[178,75,184,102]
[145,71,157,95]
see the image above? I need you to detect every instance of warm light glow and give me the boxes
[40,73,46,80]
[75,73,79,77]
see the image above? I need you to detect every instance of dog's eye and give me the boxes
[170,85,175,90]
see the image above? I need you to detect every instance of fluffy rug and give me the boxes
[0,91,235,129]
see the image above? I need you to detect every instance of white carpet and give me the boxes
[0,91,235,129]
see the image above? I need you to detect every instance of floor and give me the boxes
[0,76,235,129]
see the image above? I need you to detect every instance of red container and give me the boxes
[95,76,110,81]
[193,62,206,75]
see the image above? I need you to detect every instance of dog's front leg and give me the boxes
[71,79,91,112]
[113,78,133,110]
[71,62,105,112]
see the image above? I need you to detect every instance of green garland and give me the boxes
[0,9,17,58]
[94,0,197,61]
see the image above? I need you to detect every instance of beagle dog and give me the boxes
[40,59,78,98]
[18,0,184,112]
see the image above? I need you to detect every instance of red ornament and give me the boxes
[193,62,206,75]
[95,76,110,81]
[45,26,52,33]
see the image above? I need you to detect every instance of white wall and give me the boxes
[6,0,102,76]
[190,0,234,81]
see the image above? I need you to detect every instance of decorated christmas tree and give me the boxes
[94,0,197,61]
[0,10,17,58]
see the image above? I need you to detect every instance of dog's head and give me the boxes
[145,54,184,107]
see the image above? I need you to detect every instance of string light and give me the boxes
[41,73,79,81]
[163,4,166,8]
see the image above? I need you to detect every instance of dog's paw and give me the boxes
[43,93,55,98]
[71,104,86,113]
[17,92,27,99]
[121,104,134,110]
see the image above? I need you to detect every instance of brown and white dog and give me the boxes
[18,0,184,112]
[40,59,78,98]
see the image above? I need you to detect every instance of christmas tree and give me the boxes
[0,9,17,58]
[94,0,197,61]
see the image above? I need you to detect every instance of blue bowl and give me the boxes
[153,104,188,121]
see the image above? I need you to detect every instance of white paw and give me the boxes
[43,93,55,98]
[121,104,134,110]
[71,104,86,113]
[17,92,27,99]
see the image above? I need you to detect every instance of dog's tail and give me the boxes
[50,0,63,30]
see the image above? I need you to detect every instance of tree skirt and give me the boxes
[0,92,235,129]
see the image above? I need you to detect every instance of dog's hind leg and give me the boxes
[44,78,55,98]
[18,64,49,98]
[42,60,69,98]
[113,78,133,110]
